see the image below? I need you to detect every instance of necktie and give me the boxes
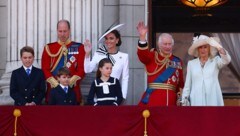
[26,69,31,76]
[64,87,68,93]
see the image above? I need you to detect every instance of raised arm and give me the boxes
[136,21,153,64]
[136,21,148,41]
[84,39,92,58]
[83,39,98,73]
[207,37,231,68]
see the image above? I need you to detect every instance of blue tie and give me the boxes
[26,68,31,76]
[64,87,68,93]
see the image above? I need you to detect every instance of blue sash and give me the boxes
[141,56,180,104]
[52,42,82,76]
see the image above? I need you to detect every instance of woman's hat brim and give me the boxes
[188,36,219,57]
[98,24,124,43]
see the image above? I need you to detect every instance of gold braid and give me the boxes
[145,51,170,76]
[45,45,63,57]
[62,45,68,67]
[45,39,71,58]
[45,43,69,72]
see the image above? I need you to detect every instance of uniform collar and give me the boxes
[58,39,71,46]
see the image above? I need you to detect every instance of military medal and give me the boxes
[70,56,76,63]
[176,70,179,77]
[66,62,71,68]
[68,48,72,55]
[172,75,176,82]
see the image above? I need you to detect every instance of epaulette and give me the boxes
[46,42,58,46]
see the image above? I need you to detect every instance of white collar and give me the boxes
[23,65,33,71]
[60,84,68,89]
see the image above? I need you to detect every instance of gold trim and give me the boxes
[58,39,71,46]
[13,109,21,136]
[148,83,176,92]
[50,49,64,72]
[145,51,170,76]
[142,110,150,136]
[50,44,69,72]
[46,77,59,88]
[69,75,81,87]
[45,44,63,58]
[45,39,72,72]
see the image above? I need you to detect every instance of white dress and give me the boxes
[84,51,129,99]
[182,52,231,106]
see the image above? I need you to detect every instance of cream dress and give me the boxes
[182,52,231,106]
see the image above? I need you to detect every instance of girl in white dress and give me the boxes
[84,28,129,100]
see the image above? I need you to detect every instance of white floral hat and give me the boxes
[188,35,219,57]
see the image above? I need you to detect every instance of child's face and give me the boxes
[21,52,34,68]
[57,74,70,86]
[100,63,112,77]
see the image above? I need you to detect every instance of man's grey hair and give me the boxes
[158,33,174,46]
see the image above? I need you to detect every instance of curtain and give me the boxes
[212,33,240,79]
[1,106,240,136]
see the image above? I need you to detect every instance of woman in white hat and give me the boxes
[84,25,129,102]
[181,35,231,106]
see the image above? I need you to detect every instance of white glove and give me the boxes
[181,97,190,106]
[208,37,223,50]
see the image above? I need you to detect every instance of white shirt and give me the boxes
[23,65,33,74]
[60,84,68,93]
[84,51,129,99]
[182,52,231,106]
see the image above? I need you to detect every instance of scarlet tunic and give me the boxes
[137,42,184,106]
[41,40,85,103]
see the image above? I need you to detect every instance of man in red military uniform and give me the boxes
[42,20,86,104]
[136,22,184,106]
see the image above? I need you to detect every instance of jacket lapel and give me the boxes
[20,66,29,79]
[29,66,36,78]
[57,86,67,96]
[21,66,37,86]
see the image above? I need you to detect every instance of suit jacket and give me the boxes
[49,85,77,105]
[10,66,46,105]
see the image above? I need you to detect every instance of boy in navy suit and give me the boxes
[49,67,77,105]
[10,46,46,106]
